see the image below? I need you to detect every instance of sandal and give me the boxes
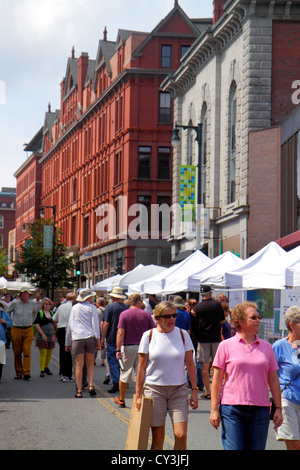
[75,392,82,398]
[89,386,97,396]
[200,393,211,399]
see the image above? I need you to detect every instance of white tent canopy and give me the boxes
[128,250,210,295]
[92,274,122,292]
[93,264,167,293]
[224,241,289,290]
[117,264,167,291]
[185,251,245,291]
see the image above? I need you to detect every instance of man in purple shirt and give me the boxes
[115,293,155,407]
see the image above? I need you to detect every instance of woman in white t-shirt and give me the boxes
[136,301,198,450]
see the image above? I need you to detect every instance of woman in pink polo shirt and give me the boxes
[210,301,283,450]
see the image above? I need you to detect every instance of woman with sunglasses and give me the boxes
[272,306,300,450]
[209,301,282,450]
[135,301,198,450]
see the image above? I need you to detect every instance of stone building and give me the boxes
[162,0,300,259]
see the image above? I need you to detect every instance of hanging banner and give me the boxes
[43,225,53,255]
[179,165,196,222]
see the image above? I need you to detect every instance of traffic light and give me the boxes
[116,257,123,275]
[75,262,81,276]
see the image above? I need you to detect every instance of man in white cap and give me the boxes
[7,286,36,380]
[101,287,127,393]
[65,288,100,398]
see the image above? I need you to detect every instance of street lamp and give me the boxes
[171,122,203,250]
[40,205,56,299]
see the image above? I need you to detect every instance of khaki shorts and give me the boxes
[143,383,189,427]
[276,396,300,441]
[120,344,139,383]
[72,336,97,355]
[197,342,220,363]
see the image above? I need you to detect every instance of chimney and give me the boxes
[213,0,226,24]
[103,26,107,41]
[78,52,89,107]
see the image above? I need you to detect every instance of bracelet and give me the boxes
[192,387,199,391]
[116,350,121,352]
[275,407,282,410]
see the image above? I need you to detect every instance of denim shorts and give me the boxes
[219,404,270,450]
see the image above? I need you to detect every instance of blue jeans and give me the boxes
[219,404,270,450]
[106,342,120,384]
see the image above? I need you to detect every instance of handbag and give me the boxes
[270,371,300,420]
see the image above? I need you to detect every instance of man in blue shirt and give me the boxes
[174,295,191,333]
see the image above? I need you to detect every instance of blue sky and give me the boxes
[0,0,213,190]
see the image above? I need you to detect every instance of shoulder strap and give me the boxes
[180,328,185,344]
[149,328,153,342]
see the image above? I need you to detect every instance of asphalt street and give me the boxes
[0,340,286,453]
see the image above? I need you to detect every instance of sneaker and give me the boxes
[44,367,52,375]
[108,383,119,393]
[114,396,126,408]
[23,374,31,381]
[62,376,74,383]
[40,371,45,377]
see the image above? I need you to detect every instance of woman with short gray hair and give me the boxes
[273,305,300,450]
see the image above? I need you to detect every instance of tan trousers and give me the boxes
[11,326,34,377]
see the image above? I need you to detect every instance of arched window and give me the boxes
[229,81,237,203]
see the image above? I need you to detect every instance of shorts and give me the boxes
[120,344,139,383]
[197,342,220,363]
[72,336,97,355]
[143,383,189,427]
[276,396,300,441]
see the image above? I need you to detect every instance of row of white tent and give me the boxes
[92,241,300,295]
[0,277,35,293]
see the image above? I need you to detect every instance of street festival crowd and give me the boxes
[0,283,300,451]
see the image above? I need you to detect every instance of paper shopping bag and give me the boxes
[125,394,153,450]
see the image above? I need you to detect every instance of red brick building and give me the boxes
[38,3,209,285]
[0,187,16,256]
[14,127,43,258]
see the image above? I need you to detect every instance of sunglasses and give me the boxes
[249,315,262,320]
[159,313,178,319]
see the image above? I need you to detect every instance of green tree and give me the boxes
[15,218,77,297]
[0,247,8,277]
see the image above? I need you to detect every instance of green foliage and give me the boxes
[0,247,8,277]
[15,218,77,293]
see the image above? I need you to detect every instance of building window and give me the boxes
[159,92,171,124]
[180,45,190,58]
[0,235,3,247]
[138,146,151,179]
[229,81,237,203]
[0,216,3,229]
[115,151,122,185]
[161,45,172,68]
[84,216,89,247]
[158,147,171,179]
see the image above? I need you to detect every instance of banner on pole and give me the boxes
[43,225,53,255]
[179,165,196,222]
